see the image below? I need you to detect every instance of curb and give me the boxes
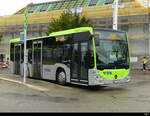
[0,77,49,91]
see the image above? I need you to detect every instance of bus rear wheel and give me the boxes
[56,69,66,85]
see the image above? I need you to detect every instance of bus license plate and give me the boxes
[113,80,119,84]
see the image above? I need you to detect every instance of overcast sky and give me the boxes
[0,0,58,16]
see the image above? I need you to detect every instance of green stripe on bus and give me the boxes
[10,27,93,43]
[99,69,130,80]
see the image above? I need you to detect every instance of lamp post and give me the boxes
[23,7,28,84]
[113,0,119,30]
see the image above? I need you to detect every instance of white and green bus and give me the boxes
[10,27,131,86]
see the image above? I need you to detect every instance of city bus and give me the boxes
[10,27,131,86]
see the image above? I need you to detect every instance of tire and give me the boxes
[57,69,66,85]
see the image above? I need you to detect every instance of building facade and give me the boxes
[0,0,149,69]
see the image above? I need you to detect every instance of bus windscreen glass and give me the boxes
[94,30,129,69]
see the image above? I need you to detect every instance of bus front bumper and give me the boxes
[88,69,131,86]
[98,76,131,85]
[89,74,131,86]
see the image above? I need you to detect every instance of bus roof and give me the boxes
[10,27,93,43]
[49,27,93,37]
[10,27,125,44]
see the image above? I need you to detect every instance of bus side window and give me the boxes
[55,35,72,64]
[63,35,72,63]
[10,43,14,62]
[21,44,24,63]
[55,41,63,62]
[73,31,91,42]
[43,37,55,65]
[27,41,32,64]
[88,40,94,68]
[63,44,71,62]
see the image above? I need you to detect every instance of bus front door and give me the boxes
[32,41,42,79]
[71,42,88,84]
[14,44,21,75]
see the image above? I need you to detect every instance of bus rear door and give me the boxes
[32,41,42,79]
[14,44,21,75]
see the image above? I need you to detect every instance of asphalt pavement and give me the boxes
[0,68,150,112]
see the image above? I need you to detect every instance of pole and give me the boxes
[113,0,119,30]
[148,0,150,60]
[23,29,27,83]
[23,7,28,84]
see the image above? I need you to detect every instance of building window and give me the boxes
[91,19,97,24]
[119,0,134,3]
[88,0,98,6]
[11,33,15,39]
[121,25,128,32]
[105,0,114,4]
[40,4,49,12]
[143,24,149,33]
[98,21,106,24]
[28,6,37,13]
[121,18,128,23]
[107,26,112,29]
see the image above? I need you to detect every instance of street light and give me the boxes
[23,7,28,84]
[113,0,119,30]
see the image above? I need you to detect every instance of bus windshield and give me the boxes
[94,30,129,70]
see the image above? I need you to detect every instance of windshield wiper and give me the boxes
[97,64,116,70]
[113,62,129,69]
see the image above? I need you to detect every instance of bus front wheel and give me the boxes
[56,69,66,85]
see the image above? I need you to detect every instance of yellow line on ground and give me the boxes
[0,77,22,84]
[0,77,49,91]
[24,84,49,91]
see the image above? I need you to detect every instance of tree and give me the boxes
[46,12,93,35]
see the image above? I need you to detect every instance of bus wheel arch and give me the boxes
[56,67,66,85]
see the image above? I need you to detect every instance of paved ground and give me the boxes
[0,68,150,112]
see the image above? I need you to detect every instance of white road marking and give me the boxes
[0,77,49,91]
